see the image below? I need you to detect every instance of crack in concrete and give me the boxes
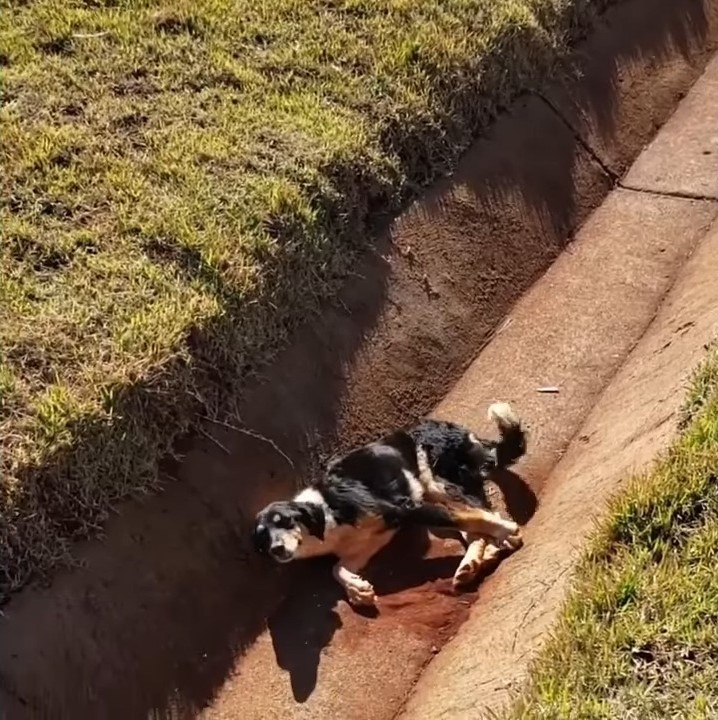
[534,91,718,205]
[617,183,718,203]
[532,90,620,182]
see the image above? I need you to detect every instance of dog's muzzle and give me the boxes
[269,544,293,562]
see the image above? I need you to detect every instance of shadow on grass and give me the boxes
[0,0,713,717]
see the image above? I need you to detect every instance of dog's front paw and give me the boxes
[345,575,376,606]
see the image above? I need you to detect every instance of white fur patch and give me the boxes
[294,486,337,529]
[294,486,324,505]
[416,445,445,497]
[402,469,425,503]
[416,446,431,477]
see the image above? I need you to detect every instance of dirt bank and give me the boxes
[0,0,717,718]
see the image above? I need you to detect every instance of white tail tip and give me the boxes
[487,402,520,430]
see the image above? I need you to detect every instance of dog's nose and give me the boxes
[270,544,291,561]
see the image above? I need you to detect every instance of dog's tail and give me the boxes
[487,402,526,468]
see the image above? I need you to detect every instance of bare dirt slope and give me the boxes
[0,2,717,719]
[199,58,718,716]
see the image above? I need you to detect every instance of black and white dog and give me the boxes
[252,403,526,606]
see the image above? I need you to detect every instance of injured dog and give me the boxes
[252,402,526,606]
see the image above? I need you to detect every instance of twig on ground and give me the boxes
[197,425,230,455]
[199,415,295,469]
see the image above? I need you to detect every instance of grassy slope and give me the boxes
[511,346,718,719]
[0,0,608,598]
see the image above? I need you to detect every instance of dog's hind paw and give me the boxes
[452,557,482,588]
[502,533,523,551]
[453,533,524,589]
[452,537,486,588]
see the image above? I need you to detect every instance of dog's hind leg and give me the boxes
[400,503,522,587]
[452,535,487,588]
[402,502,520,544]
[452,533,522,588]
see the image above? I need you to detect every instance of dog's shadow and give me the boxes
[266,530,475,702]
[492,467,538,525]
[267,528,440,702]
[267,559,346,702]
[268,469,538,702]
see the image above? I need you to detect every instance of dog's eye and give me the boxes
[272,513,282,524]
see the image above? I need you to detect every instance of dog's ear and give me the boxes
[295,502,325,540]
[252,523,270,553]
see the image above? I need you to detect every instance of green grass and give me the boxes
[511,346,718,719]
[0,0,612,599]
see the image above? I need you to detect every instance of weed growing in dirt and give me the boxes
[511,345,718,719]
[0,0,611,599]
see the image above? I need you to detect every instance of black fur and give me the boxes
[407,419,514,509]
[296,502,326,540]
[316,432,420,527]
[252,413,527,555]
[493,420,526,468]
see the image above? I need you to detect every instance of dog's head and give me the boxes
[252,500,326,563]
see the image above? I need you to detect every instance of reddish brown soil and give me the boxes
[0,1,716,719]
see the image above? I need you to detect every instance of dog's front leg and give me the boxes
[332,562,377,606]
[332,530,395,607]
